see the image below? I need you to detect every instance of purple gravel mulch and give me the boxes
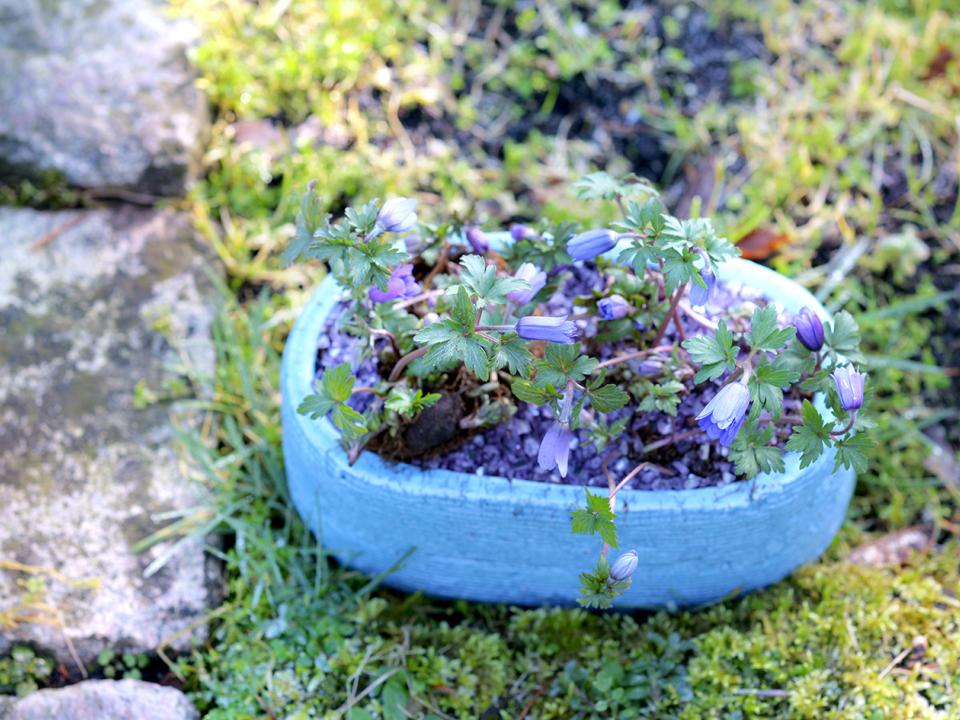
[315,265,803,490]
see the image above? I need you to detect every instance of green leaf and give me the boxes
[785,400,834,469]
[660,247,701,295]
[331,404,366,438]
[826,310,861,355]
[730,424,785,479]
[588,384,630,414]
[570,489,619,548]
[491,334,533,377]
[749,306,796,352]
[451,286,476,334]
[511,378,560,406]
[682,320,737,383]
[283,185,327,265]
[633,379,685,416]
[322,363,355,402]
[456,255,525,308]
[834,434,873,473]
[297,393,337,420]
[750,356,801,417]
[413,320,461,346]
[573,172,658,201]
[535,344,598,388]
[385,387,441,417]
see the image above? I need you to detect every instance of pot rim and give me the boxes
[282,232,840,512]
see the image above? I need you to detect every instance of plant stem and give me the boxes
[387,345,429,382]
[650,285,686,347]
[395,288,443,309]
[830,413,857,438]
[475,324,517,332]
[351,386,381,395]
[593,345,675,371]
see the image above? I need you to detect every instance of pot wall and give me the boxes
[281,241,855,607]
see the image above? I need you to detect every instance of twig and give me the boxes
[650,286,686,346]
[31,215,85,251]
[878,646,912,679]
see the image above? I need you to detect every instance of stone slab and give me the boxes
[0,207,219,666]
[0,679,198,720]
[0,0,208,196]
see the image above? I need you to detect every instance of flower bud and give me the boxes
[510,224,537,241]
[794,307,825,351]
[516,315,579,344]
[466,226,489,254]
[609,550,639,582]
[832,366,866,411]
[567,228,617,261]
[597,294,630,321]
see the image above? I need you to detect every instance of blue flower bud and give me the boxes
[537,422,574,477]
[507,263,547,305]
[609,550,639,582]
[567,229,617,261]
[794,307,825,351]
[696,381,751,447]
[466,226,490,254]
[376,197,418,233]
[597,294,630,320]
[510,224,537,241]
[832,365,866,411]
[516,315,579,344]
[689,266,716,307]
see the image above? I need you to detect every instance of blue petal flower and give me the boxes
[516,315,579,344]
[597,294,630,320]
[537,422,574,477]
[795,307,825,351]
[567,229,617,261]
[832,365,866,411]
[507,263,547,305]
[376,197,418,233]
[369,264,421,303]
[689,266,716,307]
[696,382,750,447]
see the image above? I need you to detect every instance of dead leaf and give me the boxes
[736,227,790,260]
[847,526,933,566]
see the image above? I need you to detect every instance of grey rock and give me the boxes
[0,0,208,196]
[0,207,220,666]
[1,680,198,720]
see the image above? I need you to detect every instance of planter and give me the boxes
[281,236,856,608]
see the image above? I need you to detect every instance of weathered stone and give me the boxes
[0,207,219,666]
[0,680,198,720]
[0,0,208,196]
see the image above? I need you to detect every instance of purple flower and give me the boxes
[510,224,537,241]
[538,422,573,477]
[609,550,639,581]
[567,228,617,261]
[466,226,489,254]
[516,315,579,344]
[597,294,630,320]
[369,264,421,303]
[507,262,547,305]
[376,197,418,233]
[795,307,825,352]
[832,366,866,411]
[689,266,716,307]
[696,382,751,447]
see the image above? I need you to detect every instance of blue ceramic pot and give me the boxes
[281,238,855,608]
